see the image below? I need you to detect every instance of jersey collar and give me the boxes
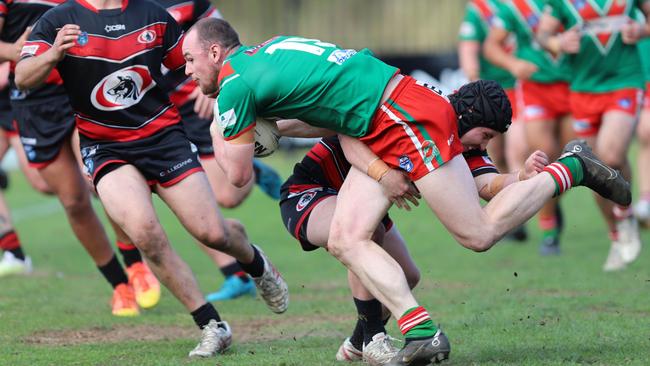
[76,0,129,13]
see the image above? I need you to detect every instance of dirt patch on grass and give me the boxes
[24,314,353,347]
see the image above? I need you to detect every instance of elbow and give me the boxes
[14,70,26,90]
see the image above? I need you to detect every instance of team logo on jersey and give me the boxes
[90,65,155,111]
[296,191,317,211]
[421,140,440,165]
[618,97,632,110]
[137,30,157,44]
[398,155,414,172]
[327,49,356,65]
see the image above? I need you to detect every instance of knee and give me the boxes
[59,191,91,217]
[637,117,650,144]
[130,224,167,265]
[198,219,235,251]
[216,196,243,209]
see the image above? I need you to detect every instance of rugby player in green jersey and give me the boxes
[183,18,631,365]
[537,0,650,270]
[484,0,575,256]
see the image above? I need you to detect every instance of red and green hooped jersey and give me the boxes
[215,36,398,140]
[496,0,571,83]
[459,0,516,88]
[545,0,649,92]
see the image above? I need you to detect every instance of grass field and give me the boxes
[1,148,649,366]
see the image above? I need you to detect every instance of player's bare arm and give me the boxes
[475,149,549,201]
[483,26,537,80]
[15,24,80,90]
[210,122,255,187]
[621,3,650,44]
[457,40,480,82]
[536,13,580,56]
[338,134,420,211]
[0,20,31,63]
[276,119,336,138]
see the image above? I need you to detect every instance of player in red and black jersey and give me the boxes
[156,0,283,302]
[16,0,288,357]
[0,0,163,311]
[278,126,548,363]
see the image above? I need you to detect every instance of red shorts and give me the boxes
[643,82,650,111]
[505,88,518,121]
[361,76,464,181]
[516,80,570,122]
[569,88,641,137]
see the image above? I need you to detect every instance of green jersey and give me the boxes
[496,0,571,83]
[215,36,398,140]
[546,0,648,92]
[459,0,516,88]
[638,37,650,83]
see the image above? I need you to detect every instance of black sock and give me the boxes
[237,245,265,278]
[117,242,143,268]
[353,298,386,346]
[9,247,25,261]
[97,255,129,288]
[349,319,365,350]
[220,262,251,283]
[191,302,221,329]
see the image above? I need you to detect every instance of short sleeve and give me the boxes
[494,2,515,33]
[464,149,499,176]
[20,16,57,60]
[162,11,185,71]
[459,6,482,41]
[215,67,257,140]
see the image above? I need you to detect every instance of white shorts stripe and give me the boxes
[380,104,434,172]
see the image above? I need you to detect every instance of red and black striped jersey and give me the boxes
[280,136,498,198]
[21,0,187,142]
[0,0,67,103]
[155,0,221,107]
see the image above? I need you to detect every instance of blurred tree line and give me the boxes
[214,0,465,55]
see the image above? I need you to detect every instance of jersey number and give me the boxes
[265,37,337,56]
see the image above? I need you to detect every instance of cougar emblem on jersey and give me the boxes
[91,65,155,111]
[108,76,139,101]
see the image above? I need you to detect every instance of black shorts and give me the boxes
[280,186,393,251]
[79,125,203,188]
[0,88,14,134]
[12,96,75,167]
[179,100,213,157]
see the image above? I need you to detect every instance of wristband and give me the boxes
[367,158,390,182]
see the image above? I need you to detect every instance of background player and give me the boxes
[0,0,158,315]
[483,0,574,255]
[16,0,288,357]
[537,0,649,270]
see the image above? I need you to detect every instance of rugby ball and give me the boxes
[253,118,280,157]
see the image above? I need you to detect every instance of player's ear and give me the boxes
[208,43,221,63]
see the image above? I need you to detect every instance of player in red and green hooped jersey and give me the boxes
[633,37,650,226]
[183,18,631,364]
[537,0,650,271]
[483,0,575,256]
[458,2,530,243]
